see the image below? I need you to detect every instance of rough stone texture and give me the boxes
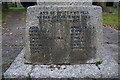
[0,16,2,80]
[103,26,119,63]
[30,64,101,78]
[37,2,92,6]
[99,55,118,78]
[25,5,103,64]
[4,48,32,78]
[0,4,2,79]
[4,48,101,78]
[103,27,118,45]
[118,64,120,79]
[4,47,119,78]
[103,43,118,62]
[37,0,92,5]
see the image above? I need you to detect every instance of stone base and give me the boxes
[4,48,118,78]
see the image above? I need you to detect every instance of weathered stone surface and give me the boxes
[4,47,119,78]
[37,2,92,6]
[103,27,118,45]
[25,4,103,64]
[99,55,118,78]
[0,6,2,79]
[118,64,120,79]
[4,48,32,78]
[37,0,92,5]
[30,64,101,78]
[4,48,101,78]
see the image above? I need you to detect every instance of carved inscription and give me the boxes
[29,10,96,63]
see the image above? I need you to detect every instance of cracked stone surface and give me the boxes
[4,47,118,78]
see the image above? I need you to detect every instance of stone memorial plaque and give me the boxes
[25,3,103,64]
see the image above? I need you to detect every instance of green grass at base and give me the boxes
[0,13,2,21]
[106,7,119,13]
[2,8,10,21]
[103,7,120,28]
[103,13,119,27]
[9,7,25,10]
[2,7,26,22]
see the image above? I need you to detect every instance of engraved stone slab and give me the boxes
[37,0,92,5]
[37,0,92,2]
[25,4,103,64]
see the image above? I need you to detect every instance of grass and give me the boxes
[2,7,26,23]
[7,59,14,65]
[95,61,102,66]
[0,13,1,22]
[103,13,118,27]
[8,7,26,10]
[2,8,11,24]
[103,7,120,28]
[0,14,1,27]
[2,9,10,20]
[106,7,119,13]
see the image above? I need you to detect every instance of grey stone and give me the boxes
[4,48,32,78]
[37,2,92,6]
[118,64,120,78]
[0,8,2,79]
[102,26,119,62]
[103,27,118,45]
[103,43,118,62]
[30,64,101,78]
[4,47,118,78]
[25,4,103,64]
[37,0,92,5]
[4,48,101,78]
[99,55,118,78]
